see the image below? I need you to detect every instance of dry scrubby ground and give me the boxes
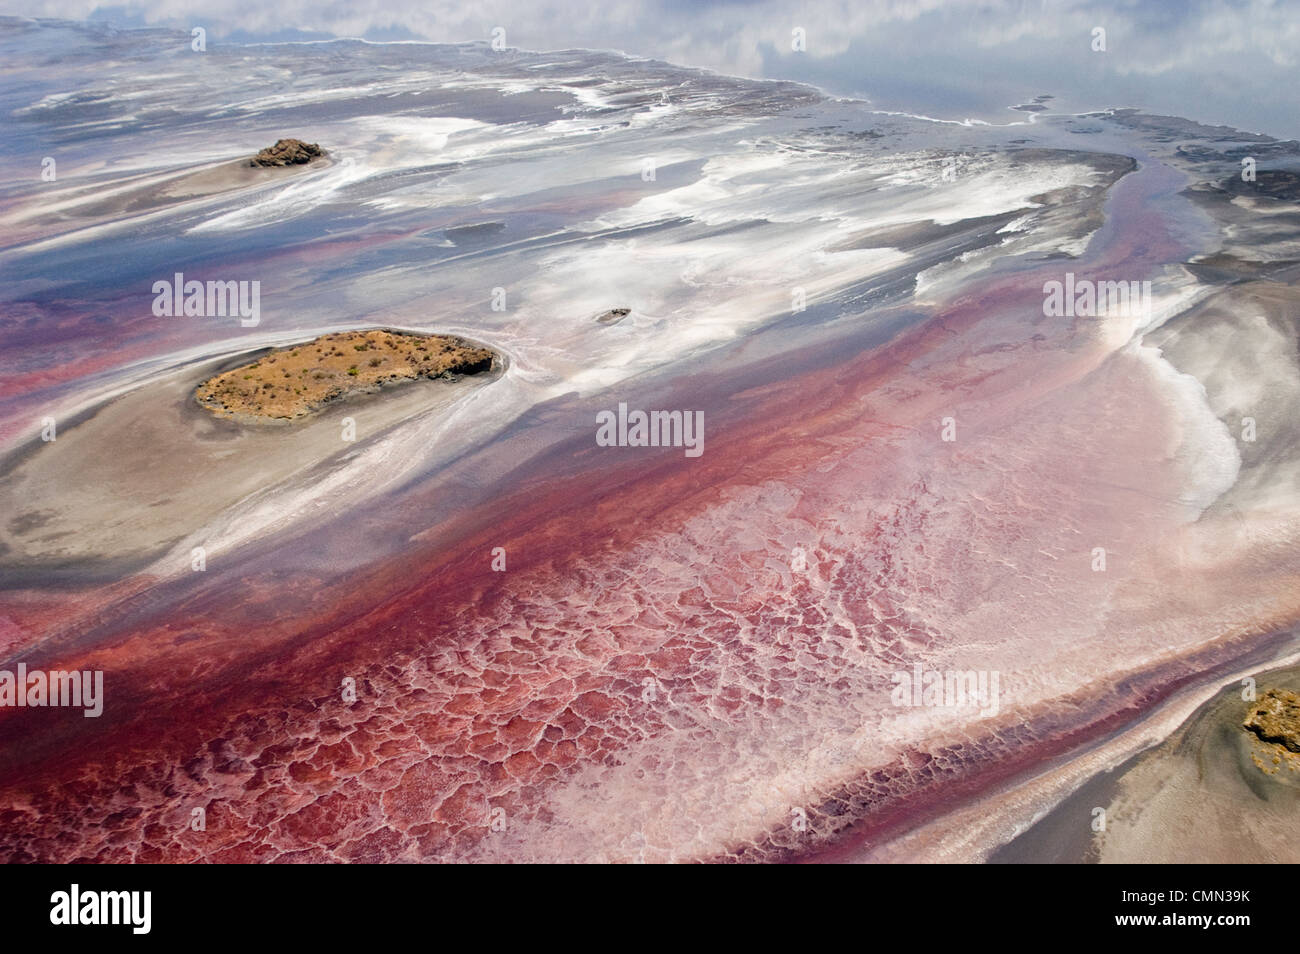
[194,330,495,420]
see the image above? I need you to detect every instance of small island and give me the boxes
[1244,687,1300,753]
[250,138,325,167]
[195,329,496,421]
[596,307,631,325]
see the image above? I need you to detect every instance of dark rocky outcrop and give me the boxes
[596,307,631,325]
[250,138,325,167]
[1201,169,1300,202]
[1244,687,1300,753]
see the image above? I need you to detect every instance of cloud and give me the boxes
[15,0,1300,136]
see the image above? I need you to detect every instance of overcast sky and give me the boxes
[13,0,1300,139]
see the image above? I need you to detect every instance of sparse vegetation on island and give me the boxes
[1245,687,1300,774]
[249,138,325,167]
[194,329,495,421]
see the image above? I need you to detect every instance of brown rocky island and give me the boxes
[195,329,496,421]
[250,138,325,167]
[1244,687,1300,754]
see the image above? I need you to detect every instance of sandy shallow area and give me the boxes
[993,663,1300,863]
[0,343,498,583]
[0,154,333,255]
[59,156,328,221]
